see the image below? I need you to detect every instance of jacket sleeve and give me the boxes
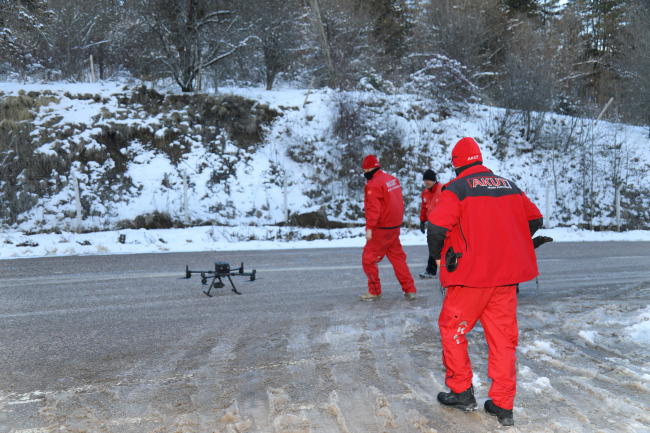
[430,182,443,209]
[419,190,427,221]
[365,182,383,230]
[427,190,460,259]
[521,191,544,237]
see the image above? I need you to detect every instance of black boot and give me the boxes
[484,400,514,426]
[437,385,477,411]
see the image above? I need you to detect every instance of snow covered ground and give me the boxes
[2,226,650,260]
[1,244,649,432]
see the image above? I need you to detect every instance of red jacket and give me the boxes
[364,170,404,231]
[428,165,543,288]
[420,182,443,221]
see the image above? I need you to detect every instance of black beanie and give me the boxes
[423,169,437,182]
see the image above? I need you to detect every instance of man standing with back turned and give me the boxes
[359,155,417,301]
[428,138,543,426]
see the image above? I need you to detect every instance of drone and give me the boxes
[183,261,256,297]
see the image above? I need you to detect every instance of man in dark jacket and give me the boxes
[427,137,543,427]
[360,155,417,301]
[419,169,442,278]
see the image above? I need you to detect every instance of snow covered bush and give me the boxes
[330,93,407,201]
[0,86,282,232]
[2,83,649,234]
[406,54,477,109]
[283,90,448,226]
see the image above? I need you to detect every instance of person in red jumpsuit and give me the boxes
[359,155,417,301]
[427,138,543,426]
[419,169,442,279]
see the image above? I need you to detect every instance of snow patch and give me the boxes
[578,330,599,344]
[471,373,482,389]
[270,414,310,433]
[625,306,650,344]
[519,340,557,357]
[327,391,350,433]
[267,388,290,416]
[407,409,438,433]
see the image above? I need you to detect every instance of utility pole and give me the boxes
[590,97,615,230]
[72,173,82,233]
[183,169,189,225]
[546,183,552,229]
[308,0,336,88]
[616,184,624,232]
[284,174,288,224]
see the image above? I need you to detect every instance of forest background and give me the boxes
[1,0,650,237]
[3,0,649,120]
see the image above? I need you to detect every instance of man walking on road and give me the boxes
[427,138,543,426]
[419,169,442,279]
[359,155,417,302]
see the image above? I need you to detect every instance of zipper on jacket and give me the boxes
[459,223,468,251]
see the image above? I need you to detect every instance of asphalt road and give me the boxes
[1,242,649,432]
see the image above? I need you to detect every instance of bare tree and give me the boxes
[0,0,54,77]
[617,0,650,128]
[417,0,507,79]
[241,0,309,90]
[312,0,379,88]
[134,0,254,92]
[493,20,555,141]
[42,0,119,80]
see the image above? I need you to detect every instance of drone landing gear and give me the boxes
[203,274,241,297]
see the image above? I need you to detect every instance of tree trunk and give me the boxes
[264,47,278,90]
[266,70,275,90]
[308,0,335,88]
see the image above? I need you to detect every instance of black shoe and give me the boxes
[484,400,514,426]
[437,386,477,412]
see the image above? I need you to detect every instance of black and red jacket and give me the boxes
[420,182,443,222]
[427,165,543,288]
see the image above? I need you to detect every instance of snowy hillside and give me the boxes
[1,81,650,240]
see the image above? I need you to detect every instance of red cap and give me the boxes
[452,137,483,167]
[362,154,380,169]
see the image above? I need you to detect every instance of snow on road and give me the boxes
[2,226,650,260]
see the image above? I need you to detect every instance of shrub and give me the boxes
[406,54,477,108]
[118,211,174,230]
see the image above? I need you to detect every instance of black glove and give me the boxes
[420,221,426,234]
[444,246,462,272]
[532,236,553,249]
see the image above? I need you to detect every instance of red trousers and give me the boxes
[438,285,518,409]
[362,228,416,295]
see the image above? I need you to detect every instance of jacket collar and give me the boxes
[445,165,492,188]
[454,161,484,177]
[365,168,383,182]
[457,165,491,179]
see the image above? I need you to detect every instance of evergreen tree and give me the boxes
[502,0,539,14]
[362,0,410,59]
